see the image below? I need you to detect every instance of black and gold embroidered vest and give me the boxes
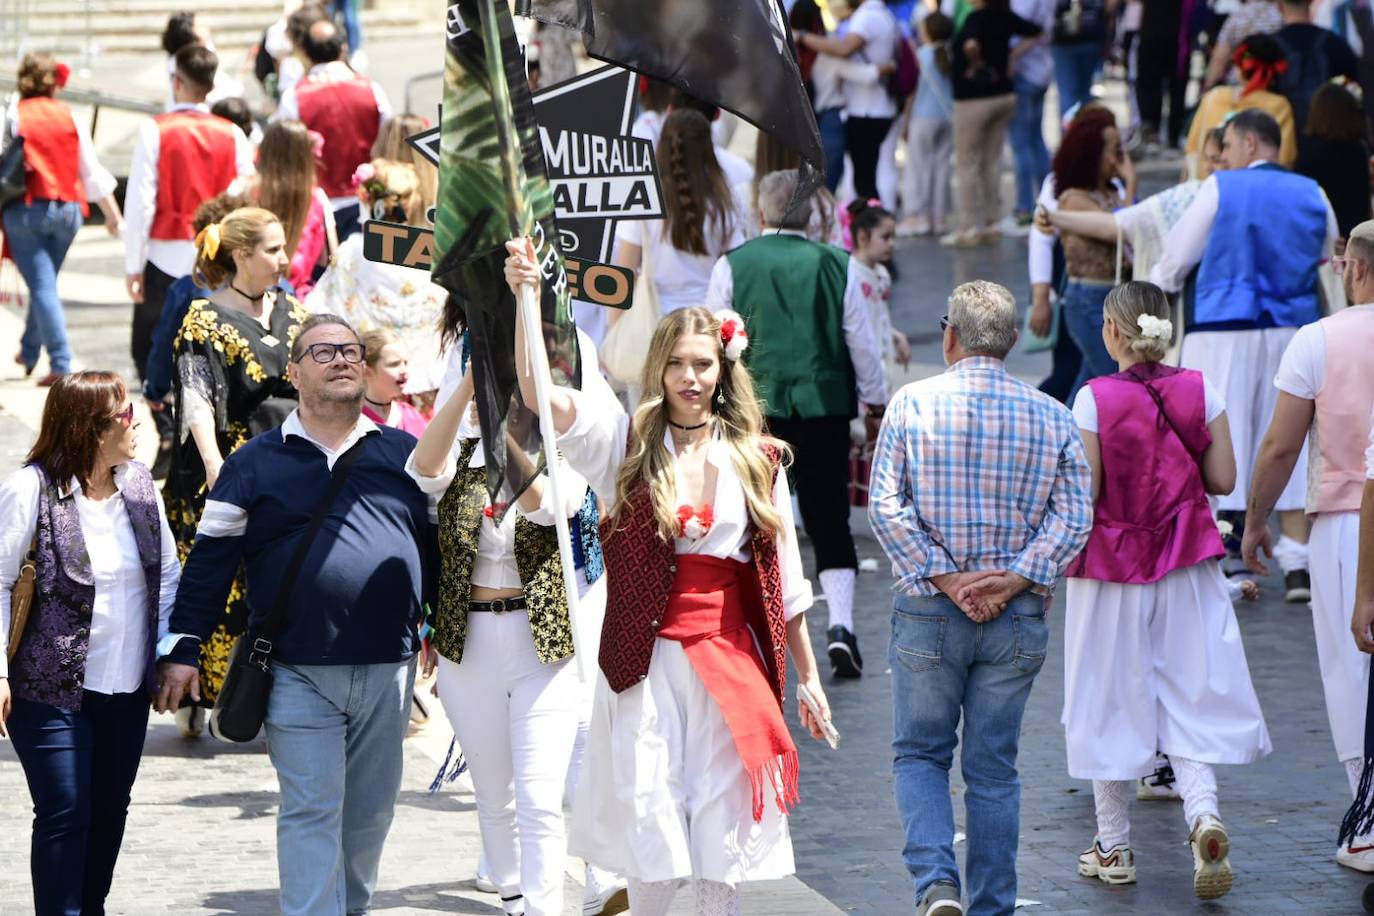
[434,439,574,665]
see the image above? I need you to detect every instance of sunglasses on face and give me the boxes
[295,342,366,364]
[110,403,134,427]
[1332,256,1366,275]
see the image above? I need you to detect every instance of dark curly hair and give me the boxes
[1051,107,1118,195]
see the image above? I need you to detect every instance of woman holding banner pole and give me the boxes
[505,240,833,916]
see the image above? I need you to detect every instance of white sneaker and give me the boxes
[582,864,629,915]
[175,705,204,739]
[939,229,980,248]
[1189,814,1234,900]
[896,216,931,238]
[473,870,499,894]
[1338,841,1374,872]
[1077,837,1137,885]
[1136,756,1181,800]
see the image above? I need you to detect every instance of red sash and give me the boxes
[658,554,799,822]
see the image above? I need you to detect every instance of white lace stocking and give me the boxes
[1092,780,1132,848]
[693,879,743,916]
[1172,756,1219,829]
[627,878,682,916]
[819,568,856,631]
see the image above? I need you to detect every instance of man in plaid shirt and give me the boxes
[868,281,1092,916]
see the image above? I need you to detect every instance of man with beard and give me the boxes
[1243,220,1374,874]
[155,314,437,916]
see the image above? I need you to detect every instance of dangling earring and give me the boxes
[716,389,725,407]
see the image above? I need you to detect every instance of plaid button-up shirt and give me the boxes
[868,356,1093,597]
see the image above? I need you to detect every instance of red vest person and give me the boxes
[274,18,391,242]
[124,44,253,386]
[5,53,122,387]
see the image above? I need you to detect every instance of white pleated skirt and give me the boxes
[569,637,795,886]
[1062,561,1272,780]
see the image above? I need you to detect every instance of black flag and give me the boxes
[514,0,824,200]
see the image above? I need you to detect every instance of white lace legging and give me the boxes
[628,878,741,916]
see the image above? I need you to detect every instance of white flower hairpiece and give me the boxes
[714,309,749,361]
[1137,314,1173,341]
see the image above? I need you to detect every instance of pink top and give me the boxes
[1066,364,1224,584]
[362,399,429,438]
[1311,309,1374,514]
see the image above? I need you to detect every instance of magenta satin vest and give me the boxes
[1066,364,1225,584]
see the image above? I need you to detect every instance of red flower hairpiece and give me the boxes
[713,309,749,361]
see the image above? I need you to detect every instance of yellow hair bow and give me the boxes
[196,222,222,260]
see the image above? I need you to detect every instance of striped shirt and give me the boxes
[868,356,1093,597]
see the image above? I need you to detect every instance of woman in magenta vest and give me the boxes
[0,371,180,914]
[5,54,122,386]
[505,243,833,915]
[1062,281,1271,901]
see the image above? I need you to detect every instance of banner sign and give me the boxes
[372,64,659,312]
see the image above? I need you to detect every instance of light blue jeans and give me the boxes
[890,591,1049,916]
[1051,41,1102,116]
[3,199,81,374]
[1009,78,1050,217]
[1059,278,1118,404]
[264,659,416,916]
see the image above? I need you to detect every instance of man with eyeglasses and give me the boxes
[153,313,437,916]
[1151,108,1339,604]
[1244,219,1374,874]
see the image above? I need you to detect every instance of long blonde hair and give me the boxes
[612,308,789,541]
[372,113,438,218]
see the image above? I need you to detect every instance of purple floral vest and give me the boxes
[10,462,163,711]
[1066,365,1225,584]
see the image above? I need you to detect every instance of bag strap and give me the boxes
[255,435,371,649]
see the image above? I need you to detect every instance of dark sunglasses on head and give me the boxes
[940,314,956,333]
[295,342,366,364]
[110,403,135,427]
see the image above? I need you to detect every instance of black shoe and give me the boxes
[1285,569,1311,603]
[827,625,863,679]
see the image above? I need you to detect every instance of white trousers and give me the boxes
[1063,563,1272,780]
[436,613,581,916]
[1179,328,1308,512]
[1309,512,1371,762]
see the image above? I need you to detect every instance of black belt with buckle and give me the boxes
[469,596,528,614]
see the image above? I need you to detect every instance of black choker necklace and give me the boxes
[231,283,265,304]
[667,418,709,431]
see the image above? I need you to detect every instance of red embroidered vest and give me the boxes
[150,111,239,241]
[295,77,380,198]
[599,445,789,706]
[17,97,87,214]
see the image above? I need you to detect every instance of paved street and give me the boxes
[1,29,1371,912]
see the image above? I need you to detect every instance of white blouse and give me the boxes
[405,416,589,591]
[556,389,814,620]
[0,464,181,692]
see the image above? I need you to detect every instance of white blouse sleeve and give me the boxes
[555,386,629,504]
[519,459,592,526]
[773,468,815,622]
[404,442,459,496]
[0,466,42,679]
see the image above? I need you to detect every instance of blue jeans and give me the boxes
[265,660,416,916]
[329,0,362,51]
[817,107,846,193]
[1008,79,1050,217]
[1059,279,1118,403]
[7,690,150,916]
[3,199,81,374]
[890,592,1049,916]
[1051,41,1102,116]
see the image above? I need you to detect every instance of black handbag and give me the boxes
[0,133,26,211]
[208,437,369,742]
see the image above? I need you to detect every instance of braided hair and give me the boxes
[658,110,736,257]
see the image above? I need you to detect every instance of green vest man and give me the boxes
[705,168,890,679]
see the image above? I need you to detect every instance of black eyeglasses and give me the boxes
[295,342,366,364]
[940,315,956,333]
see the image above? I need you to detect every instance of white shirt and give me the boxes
[1072,374,1226,432]
[841,0,899,118]
[0,464,181,690]
[274,61,394,210]
[1149,160,1339,294]
[123,102,257,277]
[1028,174,1059,287]
[405,418,588,591]
[556,390,814,620]
[1275,305,1374,399]
[1010,0,1056,88]
[703,230,891,406]
[4,99,118,203]
[615,194,749,316]
[810,52,884,113]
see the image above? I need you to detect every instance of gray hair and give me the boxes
[290,313,360,361]
[1347,220,1374,265]
[948,281,1017,357]
[757,169,810,230]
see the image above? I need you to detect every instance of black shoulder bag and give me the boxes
[0,132,27,211]
[209,437,370,743]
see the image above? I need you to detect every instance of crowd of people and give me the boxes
[3,1,1374,915]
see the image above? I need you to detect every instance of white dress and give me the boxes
[1061,385,1272,780]
[850,258,896,389]
[557,389,814,885]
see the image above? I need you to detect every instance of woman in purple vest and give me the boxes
[1062,282,1271,901]
[0,371,180,915]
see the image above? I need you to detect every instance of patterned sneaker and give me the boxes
[1137,756,1181,800]
[1078,838,1137,885]
[1338,841,1374,873]
[1189,815,1234,900]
